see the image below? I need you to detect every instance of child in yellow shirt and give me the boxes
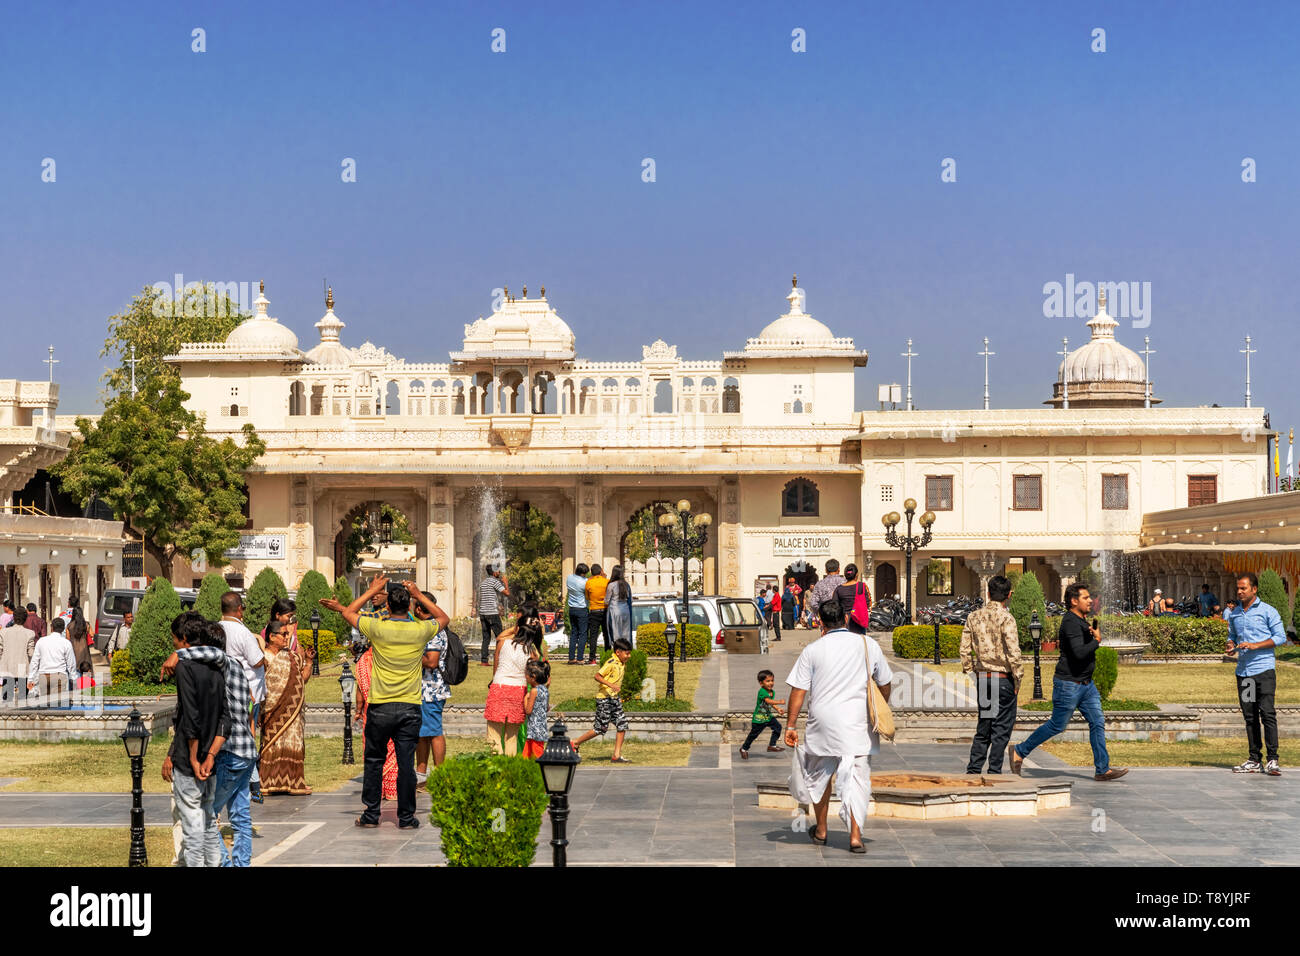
[572,638,632,762]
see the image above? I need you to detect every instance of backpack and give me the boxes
[851,582,871,628]
[440,628,470,686]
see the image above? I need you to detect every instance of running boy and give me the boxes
[572,638,632,762]
[739,669,785,759]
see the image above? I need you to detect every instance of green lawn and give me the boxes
[1042,736,1300,768]
[305,655,703,708]
[929,662,1300,705]
[0,827,175,867]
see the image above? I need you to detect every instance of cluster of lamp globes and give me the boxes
[657,499,713,529]
[881,498,936,531]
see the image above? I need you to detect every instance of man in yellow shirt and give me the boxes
[582,564,610,663]
[321,576,448,829]
[571,638,632,762]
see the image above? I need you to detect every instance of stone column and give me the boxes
[576,478,602,568]
[289,476,313,588]
[975,551,1002,602]
[427,480,455,601]
[56,562,72,615]
[718,476,742,596]
[83,562,99,631]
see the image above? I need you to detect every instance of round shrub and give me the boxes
[427,752,549,867]
[1093,646,1119,699]
[634,622,712,657]
[296,627,340,664]
[294,569,338,639]
[1258,569,1289,626]
[129,578,182,684]
[244,566,288,636]
[596,647,648,701]
[110,648,134,685]
[193,572,230,622]
[1008,572,1048,651]
[892,624,963,659]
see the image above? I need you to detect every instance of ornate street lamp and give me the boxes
[1029,611,1044,701]
[338,659,356,764]
[536,720,581,867]
[664,621,677,699]
[120,707,150,867]
[658,502,712,662]
[309,608,322,676]
[881,498,935,624]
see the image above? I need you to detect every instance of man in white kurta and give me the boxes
[785,598,893,852]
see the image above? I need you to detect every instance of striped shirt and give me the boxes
[177,645,256,762]
[478,576,505,616]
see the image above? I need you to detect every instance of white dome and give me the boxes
[457,290,575,359]
[756,311,835,343]
[225,289,299,352]
[1056,306,1145,384]
[305,291,352,365]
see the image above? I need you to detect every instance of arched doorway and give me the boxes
[875,562,898,601]
[333,500,419,592]
[620,501,705,595]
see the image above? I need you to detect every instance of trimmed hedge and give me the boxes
[129,579,182,684]
[427,752,548,867]
[1095,615,1228,654]
[193,572,230,622]
[893,624,964,659]
[553,696,694,712]
[634,622,712,657]
[1093,646,1118,699]
[245,566,288,637]
[297,627,341,664]
[110,649,134,686]
[1008,572,1048,651]
[1259,570,1289,627]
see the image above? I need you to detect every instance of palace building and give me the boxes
[163,279,1272,617]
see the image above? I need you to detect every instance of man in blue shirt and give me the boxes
[1198,584,1219,618]
[565,563,589,665]
[1225,571,1290,776]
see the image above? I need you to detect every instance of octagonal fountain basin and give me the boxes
[756,772,1072,820]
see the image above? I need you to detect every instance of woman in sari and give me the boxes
[605,565,633,645]
[354,645,398,800]
[259,620,316,795]
[263,598,299,654]
[65,607,93,675]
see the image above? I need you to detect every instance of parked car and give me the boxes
[96,586,200,646]
[630,594,768,653]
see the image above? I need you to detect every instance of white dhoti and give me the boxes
[788,747,872,828]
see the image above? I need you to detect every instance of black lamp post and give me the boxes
[338,659,356,764]
[882,498,935,624]
[1029,611,1044,701]
[664,621,677,700]
[536,720,581,867]
[658,500,712,662]
[120,707,149,867]
[933,618,942,665]
[310,608,321,676]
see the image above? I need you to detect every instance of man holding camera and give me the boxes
[1225,571,1289,776]
[475,564,509,666]
[322,576,449,829]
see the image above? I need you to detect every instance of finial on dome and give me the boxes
[504,285,509,302]
[1099,287,1107,312]
[522,285,528,298]
[259,279,264,294]
[792,273,798,288]
[540,285,546,298]
[326,286,334,310]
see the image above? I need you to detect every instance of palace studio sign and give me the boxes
[772,534,832,557]
[223,534,287,561]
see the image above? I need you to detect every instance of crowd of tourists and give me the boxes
[0,599,102,703]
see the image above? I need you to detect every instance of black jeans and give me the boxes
[742,718,782,751]
[361,702,421,825]
[585,609,607,659]
[771,612,781,641]
[1238,670,1279,762]
[967,673,1018,774]
[478,614,503,663]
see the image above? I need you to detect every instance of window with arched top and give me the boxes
[385,381,401,415]
[602,377,618,389]
[701,376,717,389]
[782,478,819,516]
[722,377,740,414]
[625,377,640,389]
[229,403,239,417]
[288,381,306,416]
[653,379,673,413]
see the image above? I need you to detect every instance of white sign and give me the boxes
[223,534,287,561]
[772,534,832,556]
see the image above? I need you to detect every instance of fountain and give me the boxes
[1090,549,1148,659]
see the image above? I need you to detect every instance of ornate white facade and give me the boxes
[165,279,1269,615]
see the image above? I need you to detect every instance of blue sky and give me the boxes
[2,0,1296,453]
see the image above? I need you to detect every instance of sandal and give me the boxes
[354,817,379,828]
[610,756,631,763]
[849,842,866,854]
[809,827,827,845]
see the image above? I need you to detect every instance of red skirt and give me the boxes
[522,739,546,759]
[484,683,527,724]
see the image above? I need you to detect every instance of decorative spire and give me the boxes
[540,285,546,298]
[792,273,798,288]
[326,286,334,310]
[259,279,264,294]
[253,282,270,317]
[504,285,509,302]
[1086,287,1119,341]
[786,277,805,316]
[522,285,528,298]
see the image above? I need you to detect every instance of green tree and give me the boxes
[130,578,182,684]
[53,377,265,579]
[623,502,705,565]
[497,505,562,609]
[1258,569,1289,625]
[339,504,415,575]
[295,569,338,639]
[245,566,288,637]
[1008,571,1048,650]
[193,572,230,622]
[101,283,245,397]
